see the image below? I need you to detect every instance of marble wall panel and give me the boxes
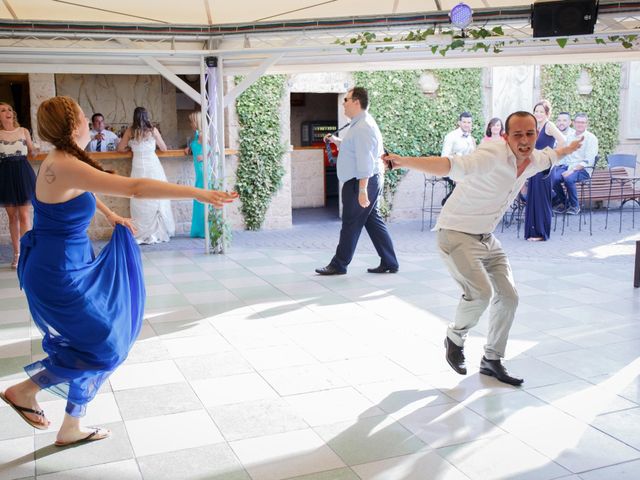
[55,74,179,148]
[491,66,535,123]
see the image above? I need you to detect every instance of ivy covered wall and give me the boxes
[235,75,287,230]
[353,69,483,155]
[353,69,483,217]
[541,63,621,165]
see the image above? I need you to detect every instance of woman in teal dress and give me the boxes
[0,96,237,447]
[185,111,205,237]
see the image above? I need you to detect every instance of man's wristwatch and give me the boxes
[359,187,367,194]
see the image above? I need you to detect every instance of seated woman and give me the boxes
[482,117,505,143]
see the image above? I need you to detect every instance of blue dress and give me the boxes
[190,131,205,238]
[524,122,555,240]
[17,192,144,417]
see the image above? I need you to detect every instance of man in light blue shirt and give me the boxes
[552,112,598,214]
[315,87,399,275]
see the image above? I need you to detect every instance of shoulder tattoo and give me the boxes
[44,164,56,184]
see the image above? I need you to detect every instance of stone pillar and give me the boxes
[490,66,535,122]
[28,73,56,146]
[615,62,640,159]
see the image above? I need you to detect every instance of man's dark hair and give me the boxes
[557,111,571,118]
[459,112,472,121]
[504,111,537,133]
[350,87,369,110]
[574,112,588,121]
[91,113,104,123]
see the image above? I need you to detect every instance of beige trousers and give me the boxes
[437,229,519,360]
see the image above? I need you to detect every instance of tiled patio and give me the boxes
[1,211,640,480]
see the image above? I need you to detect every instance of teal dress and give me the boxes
[190,131,205,238]
[18,192,144,417]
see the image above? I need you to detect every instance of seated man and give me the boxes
[555,111,575,141]
[552,112,598,214]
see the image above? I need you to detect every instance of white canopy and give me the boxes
[0,0,638,76]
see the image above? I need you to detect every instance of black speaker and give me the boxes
[531,0,599,38]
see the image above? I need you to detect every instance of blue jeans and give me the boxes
[552,166,590,208]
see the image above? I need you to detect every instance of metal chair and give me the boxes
[501,193,526,237]
[605,153,640,232]
[557,165,594,236]
[421,174,451,231]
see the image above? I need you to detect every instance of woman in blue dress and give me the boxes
[524,100,565,241]
[185,111,205,237]
[0,96,237,446]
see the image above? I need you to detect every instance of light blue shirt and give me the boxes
[336,111,384,182]
[562,130,598,172]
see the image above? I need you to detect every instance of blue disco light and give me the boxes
[449,2,473,29]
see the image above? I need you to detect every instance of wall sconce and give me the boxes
[577,69,593,95]
[419,72,439,95]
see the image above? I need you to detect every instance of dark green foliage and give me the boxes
[235,75,287,230]
[541,63,621,167]
[353,69,483,218]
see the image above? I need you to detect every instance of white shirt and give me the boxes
[435,141,558,234]
[441,127,476,157]
[86,129,119,152]
[562,130,598,172]
[560,127,575,142]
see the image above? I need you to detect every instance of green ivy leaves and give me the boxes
[235,75,287,230]
[541,63,621,167]
[353,69,483,218]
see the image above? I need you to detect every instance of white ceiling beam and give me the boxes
[223,53,284,108]
[115,37,202,104]
[142,56,201,104]
[2,0,17,19]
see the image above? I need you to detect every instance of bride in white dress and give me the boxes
[117,107,175,244]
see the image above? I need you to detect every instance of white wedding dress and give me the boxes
[129,135,175,244]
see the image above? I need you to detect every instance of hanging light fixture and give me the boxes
[449,2,473,29]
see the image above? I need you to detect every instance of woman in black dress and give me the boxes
[0,102,37,268]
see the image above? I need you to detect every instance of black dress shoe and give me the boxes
[479,357,523,386]
[367,265,399,274]
[315,265,346,275]
[444,337,467,375]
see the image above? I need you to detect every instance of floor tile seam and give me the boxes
[569,457,640,477]
[586,420,640,455]
[346,448,468,479]
[306,416,431,470]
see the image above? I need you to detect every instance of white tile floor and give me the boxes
[0,244,639,479]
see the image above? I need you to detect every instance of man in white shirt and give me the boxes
[440,112,476,205]
[86,113,119,152]
[552,112,598,214]
[384,112,582,386]
[442,112,476,157]
[555,111,575,140]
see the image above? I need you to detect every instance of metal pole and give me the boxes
[216,57,227,252]
[200,56,210,254]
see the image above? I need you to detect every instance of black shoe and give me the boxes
[367,265,399,274]
[566,206,580,215]
[552,204,566,214]
[315,265,346,276]
[479,357,523,386]
[444,337,467,375]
